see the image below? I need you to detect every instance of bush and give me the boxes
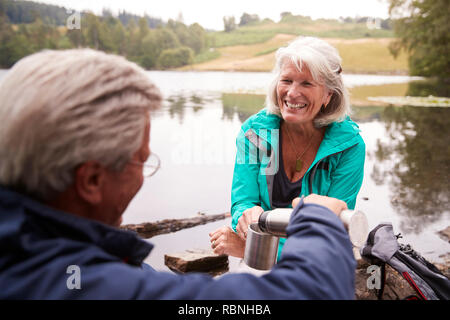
[157,46,194,68]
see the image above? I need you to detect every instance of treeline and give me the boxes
[0,0,212,69]
[223,11,392,32]
[1,0,68,25]
[2,0,164,28]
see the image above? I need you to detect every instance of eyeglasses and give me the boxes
[129,152,161,178]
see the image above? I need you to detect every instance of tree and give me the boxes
[187,23,206,54]
[138,17,149,39]
[238,13,259,26]
[154,28,180,50]
[110,19,126,55]
[0,14,32,67]
[157,46,193,68]
[280,12,292,20]
[388,0,450,79]
[139,32,157,68]
[223,16,236,32]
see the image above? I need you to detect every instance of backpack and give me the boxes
[360,223,450,300]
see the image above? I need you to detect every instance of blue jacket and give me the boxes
[0,186,356,299]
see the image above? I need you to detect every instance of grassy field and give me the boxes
[183,35,408,74]
[212,18,395,47]
[184,17,408,74]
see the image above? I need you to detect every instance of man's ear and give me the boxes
[74,161,105,205]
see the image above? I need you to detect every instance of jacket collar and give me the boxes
[244,109,361,155]
[0,186,153,266]
[316,116,362,158]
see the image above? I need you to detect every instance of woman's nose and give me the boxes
[287,82,304,98]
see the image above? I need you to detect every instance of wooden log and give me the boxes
[120,212,231,239]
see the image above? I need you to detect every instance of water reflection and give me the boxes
[371,106,450,233]
[221,93,265,122]
[166,95,187,123]
[163,94,210,123]
[407,79,450,98]
[351,106,385,123]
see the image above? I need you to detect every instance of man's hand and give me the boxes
[292,194,347,217]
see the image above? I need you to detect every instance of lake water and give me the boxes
[0,70,448,271]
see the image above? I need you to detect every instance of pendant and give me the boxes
[295,159,303,172]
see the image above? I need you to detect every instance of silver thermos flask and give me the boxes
[258,208,369,246]
[243,208,369,270]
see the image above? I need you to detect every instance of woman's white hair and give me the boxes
[0,49,162,200]
[266,36,351,127]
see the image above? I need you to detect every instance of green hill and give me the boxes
[212,15,394,47]
[181,16,406,74]
[181,35,408,74]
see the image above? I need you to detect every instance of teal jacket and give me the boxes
[231,109,365,255]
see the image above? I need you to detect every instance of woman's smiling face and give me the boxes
[276,59,332,126]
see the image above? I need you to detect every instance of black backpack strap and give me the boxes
[376,263,387,300]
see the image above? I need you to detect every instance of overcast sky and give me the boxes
[35,0,391,30]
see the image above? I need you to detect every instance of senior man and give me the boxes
[0,49,356,299]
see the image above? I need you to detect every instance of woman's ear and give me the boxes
[74,161,105,205]
[323,90,333,109]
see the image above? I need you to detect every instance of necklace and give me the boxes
[284,124,316,172]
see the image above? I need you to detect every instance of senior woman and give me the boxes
[210,36,365,258]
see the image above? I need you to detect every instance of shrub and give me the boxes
[157,46,194,68]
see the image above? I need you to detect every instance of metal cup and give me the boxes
[243,223,279,270]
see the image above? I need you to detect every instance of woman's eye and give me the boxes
[303,81,312,86]
[280,79,292,84]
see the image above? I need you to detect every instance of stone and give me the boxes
[355,259,417,300]
[355,258,450,300]
[164,248,229,276]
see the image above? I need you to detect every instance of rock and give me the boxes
[355,259,417,300]
[355,258,450,300]
[437,226,450,243]
[164,248,229,276]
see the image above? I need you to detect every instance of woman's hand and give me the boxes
[209,226,245,258]
[236,206,264,240]
[292,194,348,217]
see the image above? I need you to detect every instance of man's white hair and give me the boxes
[0,49,162,200]
[266,36,351,127]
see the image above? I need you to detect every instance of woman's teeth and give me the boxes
[286,102,307,109]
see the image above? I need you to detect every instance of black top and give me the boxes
[272,128,302,209]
